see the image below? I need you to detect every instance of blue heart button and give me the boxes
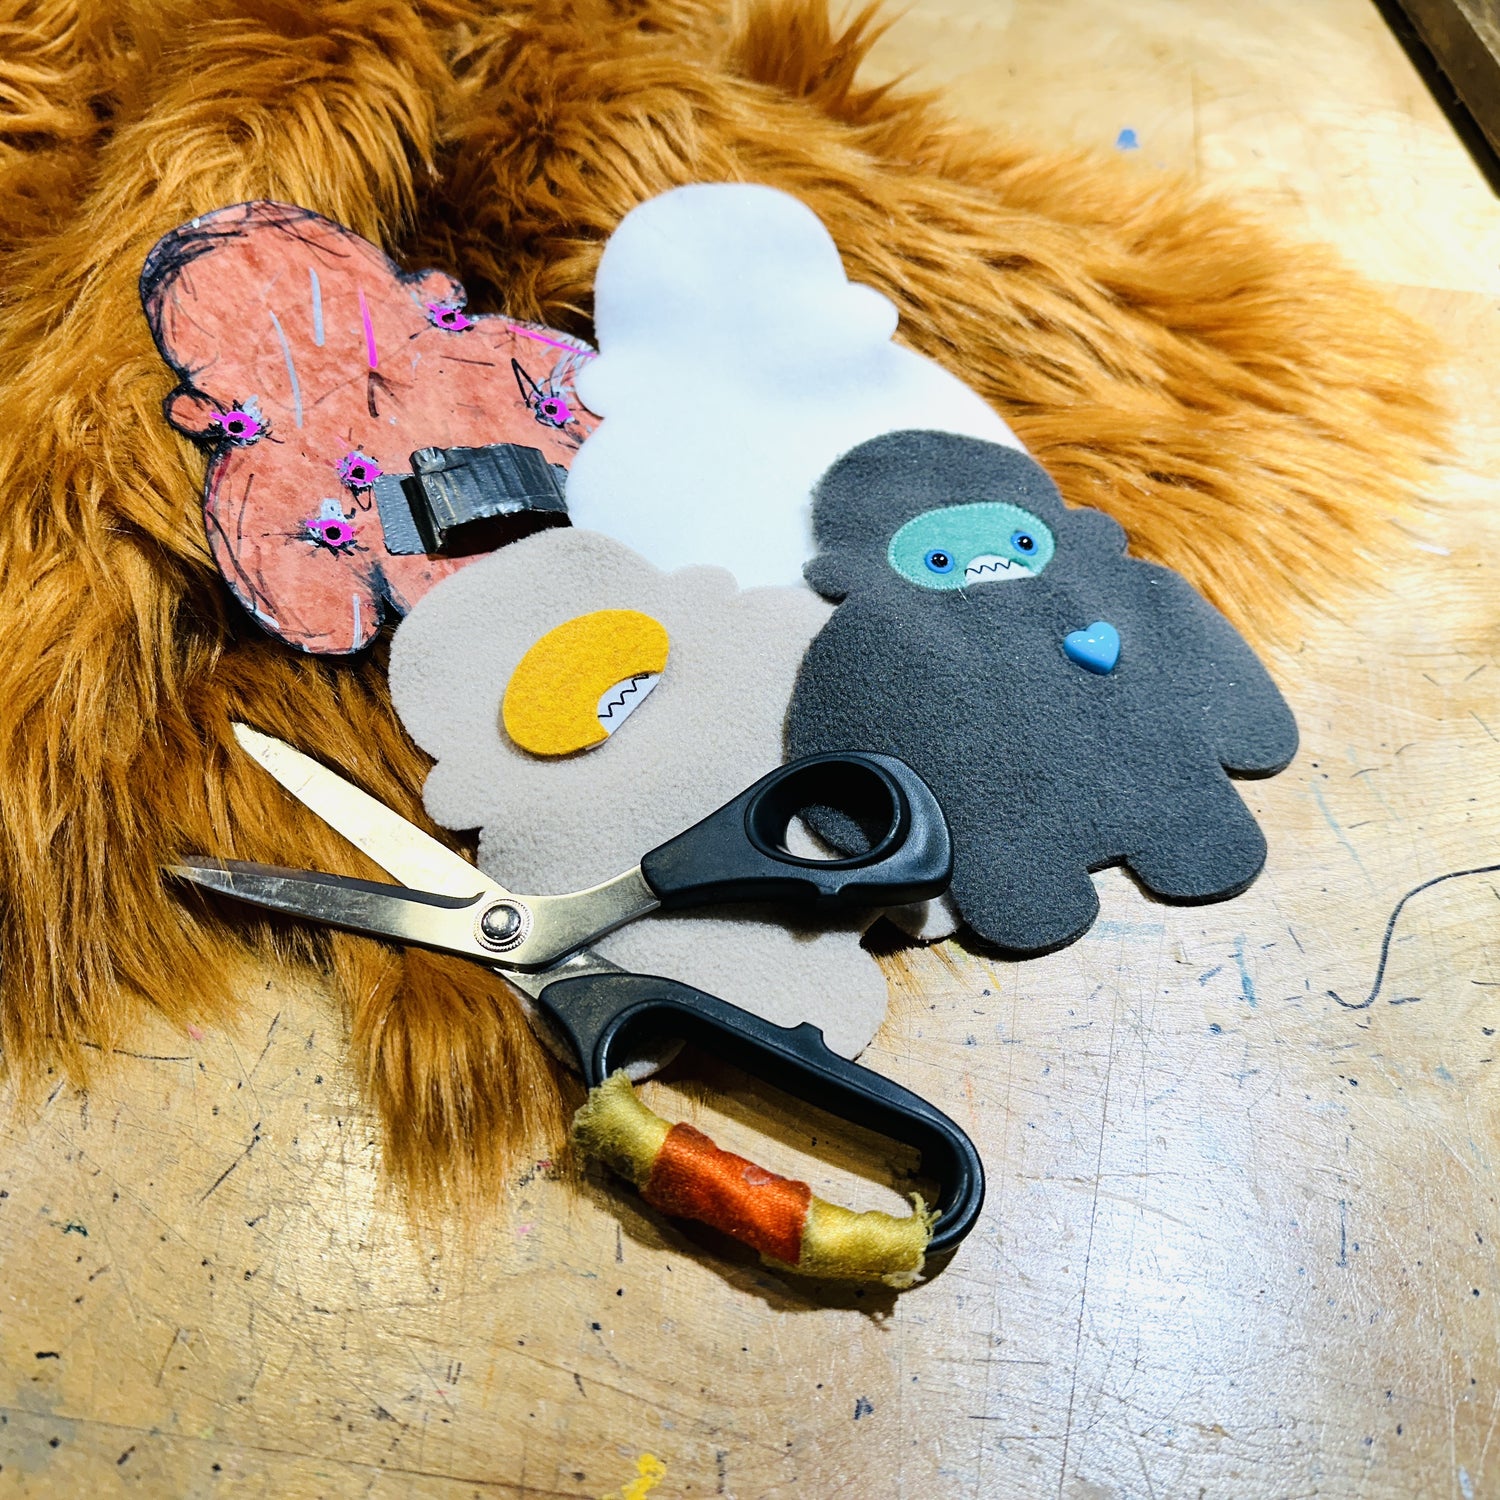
[1063,620,1121,675]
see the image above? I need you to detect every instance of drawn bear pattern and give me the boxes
[141,201,598,653]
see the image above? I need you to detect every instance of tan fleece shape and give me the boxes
[388,528,889,1062]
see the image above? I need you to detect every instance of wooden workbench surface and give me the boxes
[5,1,1500,1495]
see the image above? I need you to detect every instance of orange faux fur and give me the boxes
[0,0,566,1207]
[0,0,1445,1212]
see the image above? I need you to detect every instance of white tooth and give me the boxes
[596,672,661,733]
[962,554,1030,583]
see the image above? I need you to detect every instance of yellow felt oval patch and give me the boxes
[502,609,670,756]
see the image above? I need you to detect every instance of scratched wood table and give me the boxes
[5,1,1500,1495]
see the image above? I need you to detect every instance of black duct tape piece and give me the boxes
[375,443,570,556]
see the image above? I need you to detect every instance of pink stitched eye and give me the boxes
[536,393,573,426]
[212,407,262,443]
[306,516,357,550]
[425,302,473,332]
[337,451,382,487]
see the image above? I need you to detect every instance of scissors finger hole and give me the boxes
[746,758,903,864]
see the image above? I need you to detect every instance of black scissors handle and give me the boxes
[637,752,952,914]
[534,968,984,1257]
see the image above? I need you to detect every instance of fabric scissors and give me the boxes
[170,725,985,1285]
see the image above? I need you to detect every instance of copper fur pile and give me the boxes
[0,0,1445,1213]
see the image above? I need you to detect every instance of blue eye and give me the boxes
[924,549,955,574]
[1010,530,1037,555]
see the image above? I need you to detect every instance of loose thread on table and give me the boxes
[1329,862,1500,1009]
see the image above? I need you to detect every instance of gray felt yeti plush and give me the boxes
[786,430,1300,953]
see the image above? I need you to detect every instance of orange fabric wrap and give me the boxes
[642,1123,812,1265]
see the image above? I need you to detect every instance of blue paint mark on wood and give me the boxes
[1091,919,1166,939]
[1309,781,1367,875]
[1116,127,1140,150]
[1231,935,1257,1007]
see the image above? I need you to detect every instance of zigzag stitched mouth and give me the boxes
[596,672,660,733]
[963,554,1031,584]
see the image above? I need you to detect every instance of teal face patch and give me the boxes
[887,502,1056,590]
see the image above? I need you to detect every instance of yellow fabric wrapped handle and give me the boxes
[572,1071,936,1287]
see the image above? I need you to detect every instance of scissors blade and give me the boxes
[232,723,499,900]
[169,858,499,962]
[227,725,653,972]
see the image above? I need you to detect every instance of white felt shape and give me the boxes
[885,892,961,945]
[564,182,1023,590]
[387,528,892,1062]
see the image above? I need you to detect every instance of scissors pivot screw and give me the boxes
[476,900,530,952]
